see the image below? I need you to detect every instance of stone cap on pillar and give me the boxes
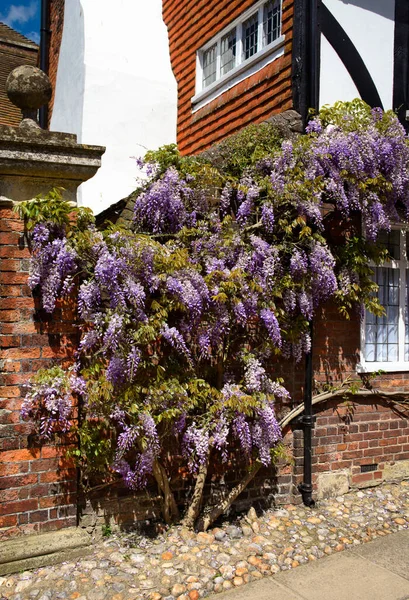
[0,65,105,205]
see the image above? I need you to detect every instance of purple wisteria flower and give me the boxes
[260,308,282,347]
[103,314,124,353]
[29,237,78,313]
[183,424,210,472]
[236,176,259,226]
[133,167,191,233]
[21,371,72,440]
[160,324,192,362]
[233,413,252,456]
[106,356,127,386]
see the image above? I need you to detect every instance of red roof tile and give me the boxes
[0,22,38,48]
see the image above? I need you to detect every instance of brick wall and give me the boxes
[47,0,65,125]
[0,205,78,540]
[163,0,294,155]
[291,396,409,498]
[2,205,409,537]
[284,300,409,502]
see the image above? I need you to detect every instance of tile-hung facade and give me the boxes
[163,0,409,495]
[163,0,293,155]
[164,0,408,151]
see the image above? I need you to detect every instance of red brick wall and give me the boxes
[163,0,294,155]
[283,300,409,502]
[1,207,409,536]
[0,206,78,540]
[47,0,65,125]
[290,397,409,495]
[314,302,360,391]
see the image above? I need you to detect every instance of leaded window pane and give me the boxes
[202,44,217,88]
[377,229,400,260]
[365,267,399,362]
[243,12,259,60]
[263,0,281,46]
[220,29,236,76]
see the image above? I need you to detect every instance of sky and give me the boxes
[0,0,40,43]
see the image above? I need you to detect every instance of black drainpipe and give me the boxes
[39,0,50,129]
[298,321,316,507]
[298,0,320,508]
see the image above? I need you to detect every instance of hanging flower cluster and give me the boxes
[20,100,409,524]
[21,366,85,440]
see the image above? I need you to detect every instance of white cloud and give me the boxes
[25,29,40,43]
[0,1,39,27]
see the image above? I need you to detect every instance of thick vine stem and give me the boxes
[152,460,180,524]
[198,461,262,532]
[181,456,210,529]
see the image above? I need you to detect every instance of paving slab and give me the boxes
[274,550,409,600]
[350,530,409,581]
[210,578,305,600]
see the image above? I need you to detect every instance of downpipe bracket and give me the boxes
[293,414,316,429]
[298,482,315,507]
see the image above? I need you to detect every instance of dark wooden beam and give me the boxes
[394,0,409,131]
[292,0,320,127]
[320,3,383,110]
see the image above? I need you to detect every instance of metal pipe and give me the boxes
[297,0,319,509]
[298,321,315,507]
[39,0,50,128]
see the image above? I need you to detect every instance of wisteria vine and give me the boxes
[20,100,409,526]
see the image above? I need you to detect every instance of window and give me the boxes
[194,0,284,109]
[263,0,281,45]
[243,12,259,60]
[220,29,236,76]
[359,228,409,371]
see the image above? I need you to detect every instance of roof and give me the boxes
[96,110,303,229]
[0,22,38,49]
[0,22,38,126]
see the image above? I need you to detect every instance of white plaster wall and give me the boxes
[51,0,177,214]
[49,0,84,136]
[320,35,360,108]
[320,0,395,110]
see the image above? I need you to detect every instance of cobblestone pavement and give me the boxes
[1,482,409,600]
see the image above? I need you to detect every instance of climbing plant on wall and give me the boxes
[18,100,409,529]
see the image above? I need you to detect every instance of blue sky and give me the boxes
[0,0,40,43]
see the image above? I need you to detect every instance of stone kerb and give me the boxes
[0,66,104,546]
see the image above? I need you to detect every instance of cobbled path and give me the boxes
[1,482,409,600]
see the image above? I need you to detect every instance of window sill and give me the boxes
[356,362,409,373]
[192,35,285,113]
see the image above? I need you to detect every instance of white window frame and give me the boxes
[193,0,285,112]
[357,226,409,373]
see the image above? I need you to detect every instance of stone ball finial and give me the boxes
[6,66,52,128]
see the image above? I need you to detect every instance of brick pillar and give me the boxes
[0,205,79,537]
[0,124,104,539]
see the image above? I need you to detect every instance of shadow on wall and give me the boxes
[314,301,360,389]
[50,0,85,140]
[339,0,395,20]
